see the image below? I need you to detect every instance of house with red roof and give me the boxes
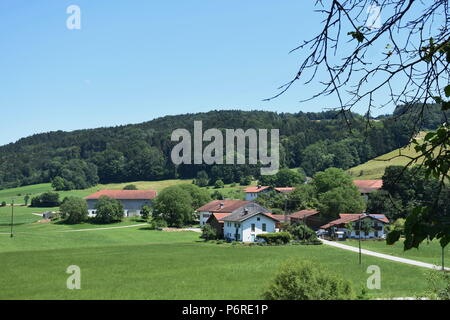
[196,200,250,226]
[319,213,389,239]
[244,185,272,201]
[353,180,383,200]
[244,185,296,200]
[84,190,157,217]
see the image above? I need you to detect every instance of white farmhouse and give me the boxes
[243,186,272,201]
[196,200,250,226]
[320,213,389,239]
[221,203,278,242]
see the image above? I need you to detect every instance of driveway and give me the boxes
[320,239,450,271]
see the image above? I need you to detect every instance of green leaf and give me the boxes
[442,101,450,111]
[445,85,450,98]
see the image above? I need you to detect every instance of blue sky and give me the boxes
[0,1,401,146]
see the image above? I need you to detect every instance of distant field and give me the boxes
[0,179,247,205]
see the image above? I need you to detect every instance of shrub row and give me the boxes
[256,232,292,244]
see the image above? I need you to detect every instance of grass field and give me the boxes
[345,239,448,266]
[0,179,439,300]
[0,229,432,299]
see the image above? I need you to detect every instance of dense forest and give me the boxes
[0,105,448,191]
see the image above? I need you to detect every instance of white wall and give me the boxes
[223,214,276,242]
[199,211,211,226]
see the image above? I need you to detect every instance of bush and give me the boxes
[240,176,252,186]
[200,224,218,241]
[256,232,292,245]
[211,190,224,200]
[148,217,168,230]
[286,222,317,241]
[263,259,354,300]
[60,197,88,224]
[30,192,60,207]
[214,179,224,189]
[140,205,151,220]
[123,184,138,190]
[1,201,6,207]
[94,196,124,224]
[426,270,450,300]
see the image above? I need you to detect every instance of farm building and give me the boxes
[320,213,389,239]
[196,200,250,226]
[244,186,295,200]
[84,190,157,217]
[244,185,272,201]
[353,180,383,200]
[221,202,277,242]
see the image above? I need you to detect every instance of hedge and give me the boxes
[256,232,292,244]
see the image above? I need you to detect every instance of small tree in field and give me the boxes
[94,196,124,224]
[140,205,150,220]
[60,197,88,224]
[123,184,138,190]
[200,224,218,241]
[263,259,354,300]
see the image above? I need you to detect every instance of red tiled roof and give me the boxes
[274,187,296,192]
[196,200,250,213]
[353,180,383,193]
[84,190,157,200]
[290,209,319,219]
[211,212,230,223]
[269,214,289,222]
[244,186,271,193]
[320,213,389,229]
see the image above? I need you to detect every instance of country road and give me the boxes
[320,239,450,271]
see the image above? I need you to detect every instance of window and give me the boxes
[251,223,255,232]
[257,217,260,221]
[262,223,266,231]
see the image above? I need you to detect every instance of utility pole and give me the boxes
[442,246,445,271]
[10,199,14,238]
[358,214,363,265]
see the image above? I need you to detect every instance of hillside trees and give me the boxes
[30,192,60,207]
[0,109,424,191]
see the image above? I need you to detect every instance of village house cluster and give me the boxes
[83,179,388,243]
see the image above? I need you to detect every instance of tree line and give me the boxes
[0,106,446,191]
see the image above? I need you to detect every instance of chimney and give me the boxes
[244,208,249,215]
[257,185,261,189]
[219,202,224,209]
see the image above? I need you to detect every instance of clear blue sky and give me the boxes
[0,0,398,146]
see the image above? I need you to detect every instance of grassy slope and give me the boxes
[0,180,248,205]
[347,144,423,180]
[0,234,430,299]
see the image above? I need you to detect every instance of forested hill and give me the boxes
[0,107,446,190]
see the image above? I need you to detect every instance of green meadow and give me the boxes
[0,228,432,299]
[0,180,439,300]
